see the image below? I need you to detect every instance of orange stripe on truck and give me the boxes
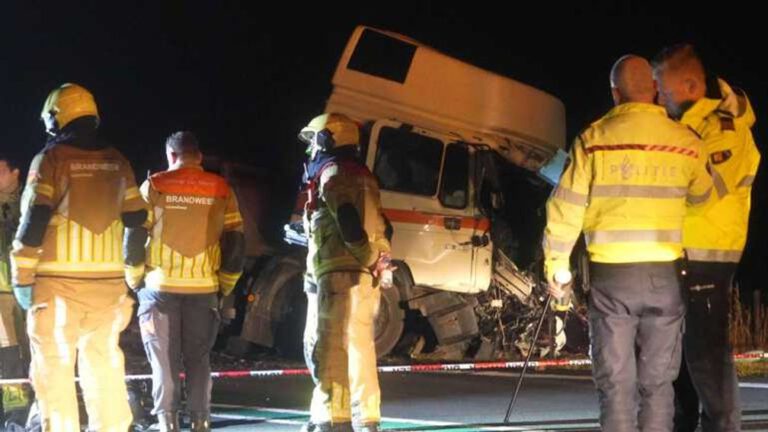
[383,209,490,231]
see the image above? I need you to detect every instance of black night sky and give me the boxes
[2,3,765,298]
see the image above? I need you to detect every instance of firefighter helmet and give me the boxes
[299,113,360,158]
[41,83,99,134]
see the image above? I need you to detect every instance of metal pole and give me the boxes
[503,294,552,423]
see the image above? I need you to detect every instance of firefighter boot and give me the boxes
[157,412,180,432]
[190,412,211,432]
[357,423,380,432]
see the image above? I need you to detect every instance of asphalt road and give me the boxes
[183,371,768,431]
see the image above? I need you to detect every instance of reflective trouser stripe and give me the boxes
[309,272,381,425]
[685,248,742,263]
[28,278,134,432]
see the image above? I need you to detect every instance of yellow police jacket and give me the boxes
[681,80,760,263]
[543,103,713,280]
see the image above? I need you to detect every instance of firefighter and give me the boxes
[653,44,760,432]
[125,131,245,432]
[0,154,32,429]
[299,113,392,432]
[543,55,713,431]
[11,83,145,431]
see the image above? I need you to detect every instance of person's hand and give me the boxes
[547,269,572,311]
[218,294,236,325]
[13,285,33,311]
[370,251,397,278]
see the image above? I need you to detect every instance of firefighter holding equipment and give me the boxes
[654,44,760,432]
[127,131,245,432]
[543,56,713,431]
[299,113,392,432]
[11,83,145,432]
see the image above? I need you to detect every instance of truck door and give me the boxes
[366,120,489,293]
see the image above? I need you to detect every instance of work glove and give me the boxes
[13,285,33,311]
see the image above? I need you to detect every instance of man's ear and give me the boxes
[683,78,697,96]
[685,77,704,99]
[11,168,20,181]
[610,87,622,106]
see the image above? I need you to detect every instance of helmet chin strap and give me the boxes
[43,111,59,136]
[309,144,321,161]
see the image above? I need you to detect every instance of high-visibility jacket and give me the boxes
[11,144,145,284]
[681,80,760,263]
[543,103,713,280]
[136,164,244,294]
[305,160,390,280]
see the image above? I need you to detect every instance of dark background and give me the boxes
[1,2,764,298]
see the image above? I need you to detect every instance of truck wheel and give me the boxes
[272,272,307,359]
[374,282,405,358]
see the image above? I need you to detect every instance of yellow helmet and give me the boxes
[299,113,360,158]
[41,83,99,134]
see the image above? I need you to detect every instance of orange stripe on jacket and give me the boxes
[151,168,230,198]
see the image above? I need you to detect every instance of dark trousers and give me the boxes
[137,290,220,416]
[589,261,685,432]
[674,261,740,432]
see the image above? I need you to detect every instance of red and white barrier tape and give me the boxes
[2,352,766,386]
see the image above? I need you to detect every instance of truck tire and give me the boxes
[374,284,405,357]
[241,254,407,359]
[271,271,404,359]
[272,271,308,359]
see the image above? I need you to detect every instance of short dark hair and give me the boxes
[165,131,200,155]
[652,43,706,80]
[0,154,20,171]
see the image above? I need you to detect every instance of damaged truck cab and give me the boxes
[240,26,569,359]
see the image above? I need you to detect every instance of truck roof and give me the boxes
[326,26,566,169]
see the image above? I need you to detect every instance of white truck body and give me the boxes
[326,26,565,294]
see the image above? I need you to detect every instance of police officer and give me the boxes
[543,56,713,431]
[654,44,760,432]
